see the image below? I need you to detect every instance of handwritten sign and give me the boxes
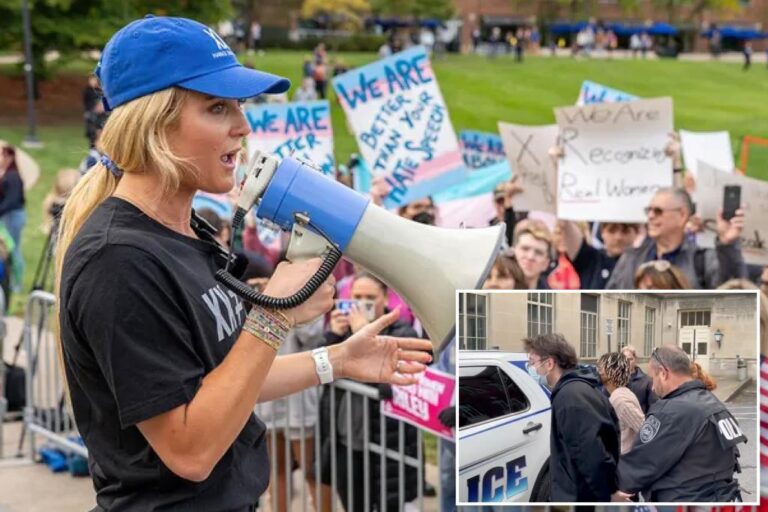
[245,100,335,175]
[680,130,735,177]
[695,162,768,265]
[498,122,559,214]
[459,130,506,169]
[576,80,638,106]
[554,97,674,222]
[381,367,455,441]
[333,46,465,206]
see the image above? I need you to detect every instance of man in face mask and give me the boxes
[524,333,620,502]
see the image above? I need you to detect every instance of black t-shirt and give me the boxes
[572,240,619,290]
[59,197,268,511]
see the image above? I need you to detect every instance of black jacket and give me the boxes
[628,367,658,415]
[550,367,620,502]
[618,380,745,502]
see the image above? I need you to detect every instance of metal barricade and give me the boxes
[256,379,440,512]
[22,290,86,460]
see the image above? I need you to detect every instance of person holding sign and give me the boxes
[607,187,746,289]
[558,220,640,289]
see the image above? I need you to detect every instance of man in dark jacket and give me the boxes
[322,272,420,511]
[524,333,620,502]
[621,345,657,414]
[617,346,745,502]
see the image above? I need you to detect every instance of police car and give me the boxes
[458,351,552,503]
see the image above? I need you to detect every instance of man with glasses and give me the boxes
[558,220,640,289]
[616,346,746,502]
[513,224,553,289]
[524,333,620,501]
[606,187,746,289]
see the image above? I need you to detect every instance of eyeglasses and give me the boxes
[526,356,550,370]
[644,206,683,217]
[650,347,668,373]
[639,260,672,272]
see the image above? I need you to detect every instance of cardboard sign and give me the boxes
[498,122,559,214]
[333,46,465,207]
[459,130,506,169]
[680,130,735,177]
[381,367,456,441]
[554,97,674,222]
[245,100,335,175]
[576,80,638,106]
[694,162,768,265]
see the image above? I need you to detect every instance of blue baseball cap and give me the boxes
[96,15,290,110]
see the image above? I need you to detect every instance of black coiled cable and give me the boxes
[214,207,342,309]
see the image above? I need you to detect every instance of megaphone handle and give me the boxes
[214,247,341,309]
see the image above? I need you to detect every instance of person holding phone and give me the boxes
[607,187,746,289]
[54,16,432,512]
[322,272,423,511]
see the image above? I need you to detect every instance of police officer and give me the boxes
[616,346,746,502]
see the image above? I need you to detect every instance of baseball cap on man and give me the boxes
[96,15,290,110]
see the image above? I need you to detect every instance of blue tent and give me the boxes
[702,26,767,40]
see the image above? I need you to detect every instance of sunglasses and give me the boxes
[644,206,683,217]
[639,259,672,272]
[650,347,668,373]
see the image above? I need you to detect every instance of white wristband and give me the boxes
[311,347,334,385]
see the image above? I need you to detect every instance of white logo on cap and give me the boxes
[204,27,229,51]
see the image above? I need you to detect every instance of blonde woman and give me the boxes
[55,16,431,511]
[597,352,645,454]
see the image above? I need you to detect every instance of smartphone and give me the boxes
[722,185,741,221]
[335,299,376,322]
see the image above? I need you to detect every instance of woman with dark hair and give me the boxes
[0,145,26,292]
[597,352,645,454]
[634,259,690,289]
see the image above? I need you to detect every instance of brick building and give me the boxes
[455,0,768,52]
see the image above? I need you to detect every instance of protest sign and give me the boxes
[554,97,674,222]
[576,81,638,106]
[381,367,455,441]
[459,130,506,169]
[694,161,768,265]
[498,122,559,214]
[680,130,735,177]
[434,159,512,228]
[333,46,465,207]
[245,100,335,175]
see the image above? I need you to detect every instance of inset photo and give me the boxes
[457,290,760,505]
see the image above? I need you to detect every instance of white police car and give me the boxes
[458,350,552,504]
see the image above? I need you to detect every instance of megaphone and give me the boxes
[215,151,504,352]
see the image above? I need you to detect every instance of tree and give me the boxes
[0,0,233,80]
[369,0,454,20]
[302,0,371,31]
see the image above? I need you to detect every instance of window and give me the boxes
[459,293,488,350]
[580,294,598,358]
[527,293,554,337]
[618,301,631,350]
[458,365,530,428]
[644,307,656,356]
[680,310,711,327]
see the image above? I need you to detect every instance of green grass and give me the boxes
[1,50,767,314]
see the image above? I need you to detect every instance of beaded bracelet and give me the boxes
[241,307,292,351]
